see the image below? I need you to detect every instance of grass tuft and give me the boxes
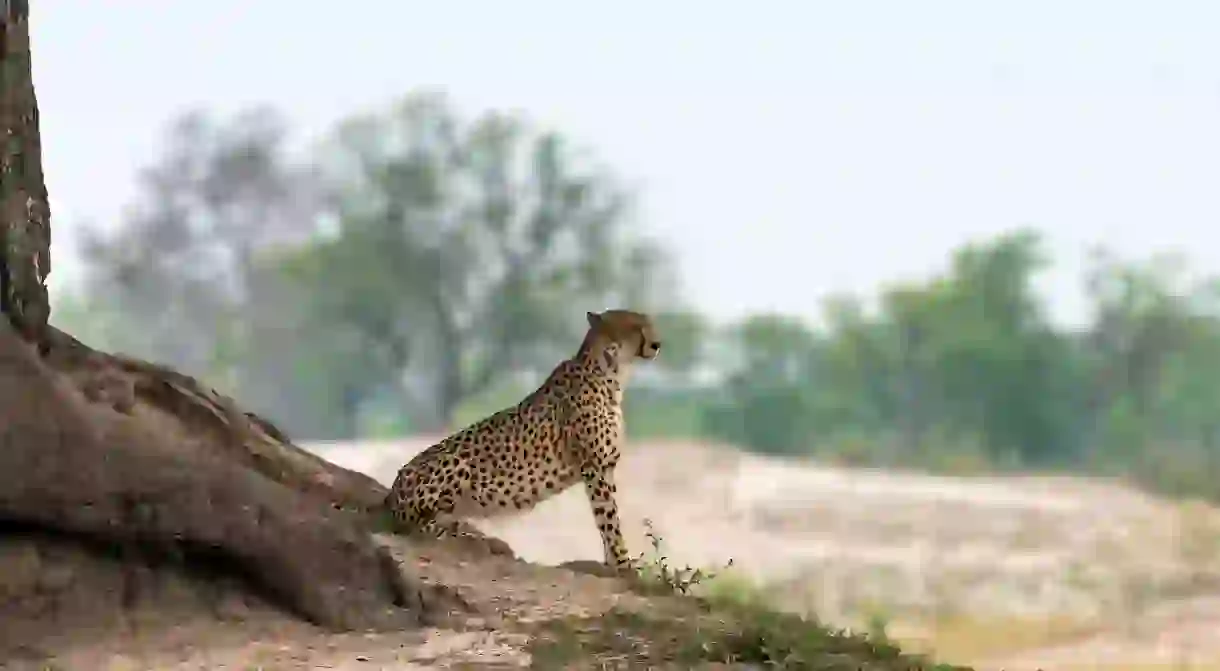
[527,523,975,669]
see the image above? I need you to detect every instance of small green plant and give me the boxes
[631,517,733,595]
[865,606,893,645]
[702,567,775,609]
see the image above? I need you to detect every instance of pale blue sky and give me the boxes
[30,1,1220,326]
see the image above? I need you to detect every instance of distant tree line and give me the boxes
[56,91,1220,502]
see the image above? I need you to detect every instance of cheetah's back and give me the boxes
[388,399,583,525]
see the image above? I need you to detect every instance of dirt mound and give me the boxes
[0,322,464,665]
[0,523,283,661]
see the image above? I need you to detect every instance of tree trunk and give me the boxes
[0,5,459,646]
[0,0,51,346]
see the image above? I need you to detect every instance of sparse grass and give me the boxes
[527,602,972,670]
[613,523,1202,669]
[693,602,961,670]
[700,567,777,609]
[534,523,973,670]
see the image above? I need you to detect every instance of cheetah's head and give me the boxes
[586,309,662,362]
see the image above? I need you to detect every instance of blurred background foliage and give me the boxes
[55,91,1220,503]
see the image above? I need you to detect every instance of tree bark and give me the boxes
[0,0,51,346]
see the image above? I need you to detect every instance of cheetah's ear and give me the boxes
[586,311,602,329]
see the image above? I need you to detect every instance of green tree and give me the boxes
[650,310,710,380]
[289,92,673,431]
[702,314,822,455]
[1081,249,1208,458]
[742,230,1086,466]
[920,230,1083,464]
[815,294,899,436]
[72,108,329,432]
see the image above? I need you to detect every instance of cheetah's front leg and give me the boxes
[581,466,633,571]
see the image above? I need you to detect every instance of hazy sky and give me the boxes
[30,1,1220,326]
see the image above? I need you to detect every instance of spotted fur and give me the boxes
[385,309,662,569]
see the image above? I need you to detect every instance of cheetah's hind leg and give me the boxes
[421,513,516,559]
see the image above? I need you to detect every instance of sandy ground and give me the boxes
[312,436,1220,670]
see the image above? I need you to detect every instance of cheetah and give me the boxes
[385,309,662,571]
